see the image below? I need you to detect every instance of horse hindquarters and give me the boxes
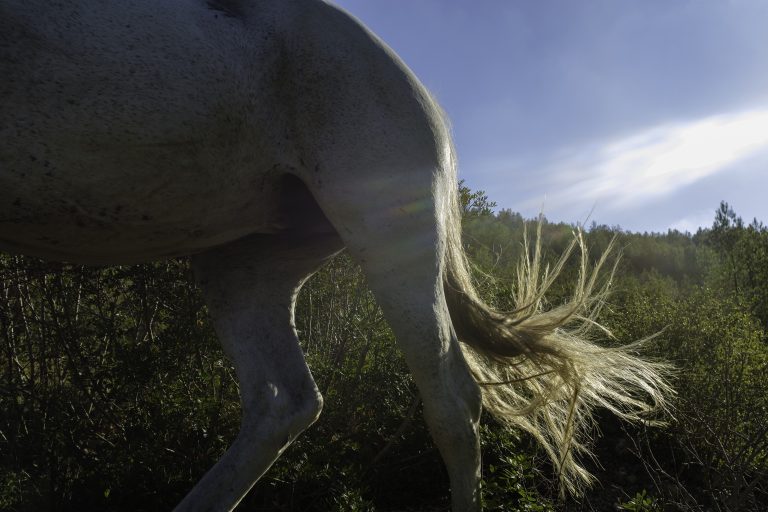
[177,231,342,512]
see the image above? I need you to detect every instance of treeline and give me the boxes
[462,196,768,511]
[0,190,766,511]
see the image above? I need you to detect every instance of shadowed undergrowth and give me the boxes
[0,197,766,511]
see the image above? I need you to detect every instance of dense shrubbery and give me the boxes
[0,260,238,510]
[1,193,767,511]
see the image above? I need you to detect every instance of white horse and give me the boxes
[1,1,670,510]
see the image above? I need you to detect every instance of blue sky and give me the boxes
[332,0,768,233]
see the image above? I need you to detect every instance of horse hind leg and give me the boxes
[175,230,342,512]
[307,171,483,511]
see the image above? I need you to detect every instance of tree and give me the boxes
[459,180,497,217]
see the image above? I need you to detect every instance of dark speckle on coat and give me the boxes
[206,0,246,19]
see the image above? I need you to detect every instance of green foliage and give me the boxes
[1,191,768,511]
[703,201,768,331]
[617,490,660,511]
[605,275,768,510]
[459,180,498,217]
[480,424,555,512]
[0,257,239,511]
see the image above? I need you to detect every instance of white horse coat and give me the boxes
[1,1,670,510]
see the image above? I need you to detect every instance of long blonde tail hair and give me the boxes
[442,181,672,496]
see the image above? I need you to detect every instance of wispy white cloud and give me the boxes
[522,108,768,213]
[670,209,716,234]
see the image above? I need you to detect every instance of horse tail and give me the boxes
[441,177,672,496]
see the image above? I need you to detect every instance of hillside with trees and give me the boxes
[1,187,766,511]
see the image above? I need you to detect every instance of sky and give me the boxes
[332,0,768,233]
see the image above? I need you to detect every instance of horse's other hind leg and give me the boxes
[175,231,342,512]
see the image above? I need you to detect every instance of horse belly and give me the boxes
[0,144,286,263]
